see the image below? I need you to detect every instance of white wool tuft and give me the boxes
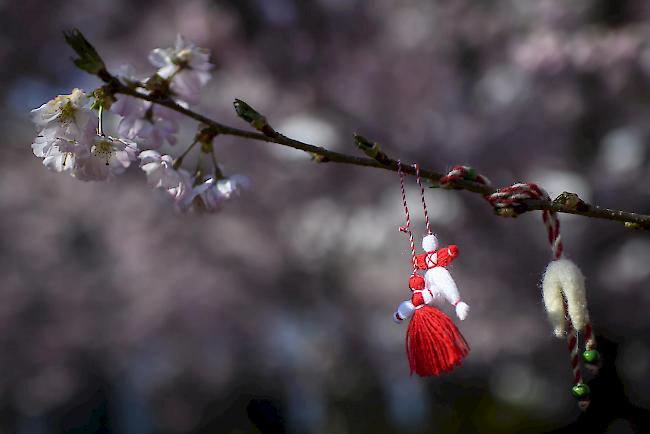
[422,234,439,252]
[455,301,470,321]
[542,258,589,338]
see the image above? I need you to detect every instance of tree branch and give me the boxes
[98,71,650,229]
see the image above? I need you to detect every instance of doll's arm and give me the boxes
[416,245,459,270]
[435,245,459,267]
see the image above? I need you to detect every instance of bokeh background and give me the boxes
[2,0,650,433]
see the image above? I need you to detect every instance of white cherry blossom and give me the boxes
[148,35,212,104]
[31,88,95,139]
[32,134,76,172]
[183,175,251,213]
[30,89,99,173]
[72,136,138,181]
[139,150,182,188]
[112,96,179,149]
[110,65,180,149]
[31,108,98,173]
[170,169,196,212]
[138,150,195,208]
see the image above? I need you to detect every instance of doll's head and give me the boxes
[422,234,439,253]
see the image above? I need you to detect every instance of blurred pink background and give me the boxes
[1,0,650,433]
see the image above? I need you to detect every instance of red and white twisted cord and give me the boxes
[397,161,417,274]
[567,326,583,386]
[439,165,491,188]
[488,183,563,259]
[583,323,595,350]
[414,163,432,235]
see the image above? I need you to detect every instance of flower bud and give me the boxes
[233,99,276,137]
[353,134,390,165]
[63,29,106,75]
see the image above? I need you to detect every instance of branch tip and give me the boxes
[554,192,588,212]
[63,29,106,75]
[353,134,391,165]
[233,99,276,137]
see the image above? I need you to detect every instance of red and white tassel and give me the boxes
[395,275,469,376]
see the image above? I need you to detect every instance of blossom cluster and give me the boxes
[30,35,249,213]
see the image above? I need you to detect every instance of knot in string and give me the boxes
[487,182,546,208]
[488,183,563,260]
[440,165,491,188]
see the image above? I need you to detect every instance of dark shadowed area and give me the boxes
[1,0,650,433]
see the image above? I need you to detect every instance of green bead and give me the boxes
[582,349,599,364]
[465,167,477,181]
[571,383,590,399]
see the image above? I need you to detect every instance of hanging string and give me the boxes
[398,160,417,275]
[414,163,432,235]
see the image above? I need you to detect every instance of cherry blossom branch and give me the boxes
[98,73,650,228]
[61,27,649,228]
[94,69,650,229]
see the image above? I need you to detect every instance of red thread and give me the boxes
[406,305,470,376]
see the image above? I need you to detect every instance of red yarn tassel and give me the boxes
[406,305,469,376]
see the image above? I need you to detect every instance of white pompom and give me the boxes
[542,258,588,338]
[455,301,469,321]
[422,234,439,253]
[394,300,415,323]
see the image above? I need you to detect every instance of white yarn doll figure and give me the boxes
[415,234,470,321]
